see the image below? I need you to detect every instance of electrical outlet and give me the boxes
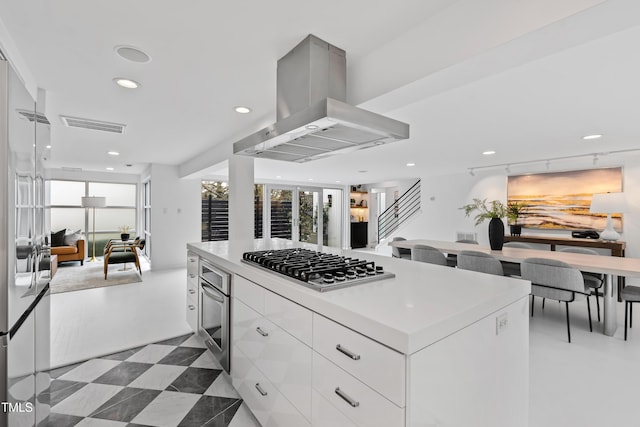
[496,313,508,335]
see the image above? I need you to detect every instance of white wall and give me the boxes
[393,154,640,284]
[149,164,200,270]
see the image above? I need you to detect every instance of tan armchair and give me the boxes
[51,239,85,265]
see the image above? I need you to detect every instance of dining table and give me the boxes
[388,239,640,337]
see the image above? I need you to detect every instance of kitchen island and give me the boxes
[187,239,531,427]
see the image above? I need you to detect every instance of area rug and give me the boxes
[50,261,142,294]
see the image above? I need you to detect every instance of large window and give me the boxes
[50,180,137,257]
[143,180,151,258]
[201,181,263,241]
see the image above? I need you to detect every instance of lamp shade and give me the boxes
[81,196,106,208]
[589,192,628,214]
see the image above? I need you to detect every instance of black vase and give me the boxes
[120,233,130,242]
[488,218,505,250]
[510,224,522,237]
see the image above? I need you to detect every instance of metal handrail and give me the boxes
[377,179,421,242]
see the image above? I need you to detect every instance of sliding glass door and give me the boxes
[266,186,343,248]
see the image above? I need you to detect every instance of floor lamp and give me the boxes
[81,196,106,262]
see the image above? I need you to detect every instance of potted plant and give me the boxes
[460,198,507,250]
[507,201,527,236]
[119,225,131,242]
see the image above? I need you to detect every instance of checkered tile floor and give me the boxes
[43,334,259,427]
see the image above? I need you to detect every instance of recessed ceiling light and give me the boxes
[308,178,313,181]
[114,45,151,63]
[234,106,251,114]
[583,134,603,140]
[482,150,496,155]
[276,175,282,179]
[45,145,51,149]
[108,151,120,156]
[113,78,140,89]
[106,167,114,171]
[335,180,341,183]
[406,163,416,167]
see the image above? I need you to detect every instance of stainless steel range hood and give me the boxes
[233,35,410,163]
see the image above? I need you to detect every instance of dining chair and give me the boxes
[621,285,640,340]
[559,247,604,322]
[521,257,593,342]
[457,250,504,276]
[502,242,534,277]
[411,244,448,266]
[391,237,412,260]
[446,239,479,267]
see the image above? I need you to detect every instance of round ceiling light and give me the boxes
[108,151,120,156]
[406,162,416,167]
[482,150,496,155]
[115,45,151,63]
[106,167,114,171]
[583,134,603,140]
[113,78,140,89]
[234,106,252,114]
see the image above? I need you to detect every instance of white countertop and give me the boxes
[187,239,531,355]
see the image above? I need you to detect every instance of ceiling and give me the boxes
[1,0,639,185]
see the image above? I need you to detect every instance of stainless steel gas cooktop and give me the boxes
[241,248,395,292]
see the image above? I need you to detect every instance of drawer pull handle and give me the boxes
[255,383,268,396]
[335,387,359,407]
[188,289,196,294]
[256,327,269,337]
[188,305,196,311]
[189,273,196,278]
[189,258,196,263]
[336,344,360,360]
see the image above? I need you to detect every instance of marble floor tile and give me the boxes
[93,362,153,386]
[177,395,240,427]
[227,402,261,427]
[128,365,187,391]
[45,379,88,407]
[43,412,84,427]
[157,347,206,366]
[52,383,123,417]
[47,362,85,379]
[130,391,201,427]
[74,418,128,426]
[154,334,192,347]
[203,372,240,399]
[166,367,221,395]
[190,349,223,370]
[179,334,207,349]
[59,359,122,383]
[124,344,175,364]
[89,388,161,423]
[198,400,242,427]
[100,347,145,361]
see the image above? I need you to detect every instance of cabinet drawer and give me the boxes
[312,389,357,427]
[234,275,265,314]
[312,352,404,427]
[313,314,406,406]
[233,299,312,419]
[313,352,404,427]
[187,276,198,294]
[231,345,311,427]
[186,299,197,332]
[264,289,312,346]
[187,252,198,275]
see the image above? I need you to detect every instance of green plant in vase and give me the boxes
[460,198,507,250]
[506,201,527,236]
[119,225,131,241]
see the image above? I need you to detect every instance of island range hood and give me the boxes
[233,35,410,163]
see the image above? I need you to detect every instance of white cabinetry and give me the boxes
[186,252,199,332]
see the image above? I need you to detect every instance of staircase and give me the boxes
[377,179,421,243]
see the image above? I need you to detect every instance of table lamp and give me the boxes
[81,196,106,261]
[589,192,628,241]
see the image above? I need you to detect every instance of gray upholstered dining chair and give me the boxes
[502,242,534,277]
[559,247,604,322]
[391,237,412,260]
[446,239,479,267]
[521,257,593,343]
[411,244,448,266]
[621,285,640,340]
[457,250,504,276]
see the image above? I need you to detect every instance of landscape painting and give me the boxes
[507,167,623,231]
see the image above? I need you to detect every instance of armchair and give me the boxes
[103,239,145,279]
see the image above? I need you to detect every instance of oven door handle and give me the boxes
[201,282,225,303]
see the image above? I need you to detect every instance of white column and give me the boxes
[228,156,255,242]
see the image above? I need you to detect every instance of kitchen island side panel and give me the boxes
[407,296,529,427]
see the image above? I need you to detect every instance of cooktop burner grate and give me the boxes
[242,248,395,291]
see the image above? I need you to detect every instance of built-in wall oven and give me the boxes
[199,259,231,372]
